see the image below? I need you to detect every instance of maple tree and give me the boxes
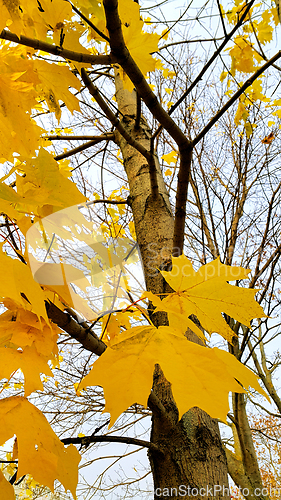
[0,0,281,498]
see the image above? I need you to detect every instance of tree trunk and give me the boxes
[114,71,230,499]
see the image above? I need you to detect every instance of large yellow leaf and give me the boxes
[80,325,267,426]
[0,397,80,497]
[151,255,266,342]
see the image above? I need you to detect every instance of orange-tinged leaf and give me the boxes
[156,255,266,342]
[0,469,14,500]
[261,132,274,144]
[80,325,267,426]
[0,397,80,497]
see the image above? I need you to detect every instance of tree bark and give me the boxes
[114,71,230,499]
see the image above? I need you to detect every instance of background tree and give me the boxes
[0,0,281,499]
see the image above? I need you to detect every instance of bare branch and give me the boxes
[173,146,193,254]
[166,0,256,120]
[193,51,281,146]
[54,135,115,161]
[46,134,115,141]
[61,433,163,453]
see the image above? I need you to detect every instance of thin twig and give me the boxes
[216,0,227,37]
[152,0,256,140]
[156,37,225,51]
[66,0,110,42]
[193,50,281,146]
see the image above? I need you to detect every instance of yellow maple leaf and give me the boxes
[80,325,267,426]
[0,345,53,396]
[52,22,92,71]
[34,60,81,121]
[0,0,73,40]
[14,148,86,215]
[0,73,42,162]
[0,248,49,324]
[0,397,80,497]
[102,311,132,345]
[153,255,266,342]
[161,150,178,164]
[0,308,59,357]
[255,10,274,45]
[165,168,173,176]
[229,36,256,74]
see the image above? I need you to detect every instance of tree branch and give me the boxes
[54,134,115,161]
[46,133,115,141]
[0,29,112,65]
[45,301,107,356]
[246,338,281,413]
[173,145,193,254]
[102,0,190,151]
[61,433,163,453]
[85,199,128,206]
